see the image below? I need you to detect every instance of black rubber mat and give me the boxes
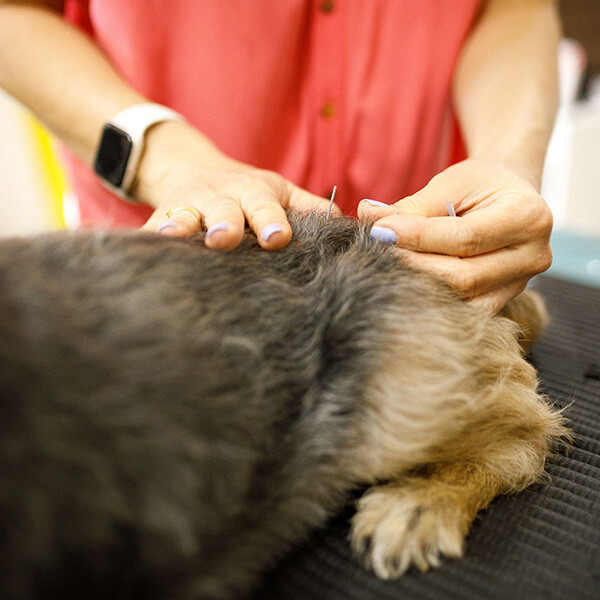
[254,276,600,600]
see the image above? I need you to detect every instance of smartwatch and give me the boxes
[93,102,185,202]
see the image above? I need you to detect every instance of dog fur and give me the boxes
[0,211,567,599]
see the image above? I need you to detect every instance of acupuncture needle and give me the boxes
[446,201,457,217]
[326,185,337,220]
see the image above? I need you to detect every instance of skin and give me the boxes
[0,0,333,251]
[133,120,335,250]
[0,0,559,311]
[359,0,560,313]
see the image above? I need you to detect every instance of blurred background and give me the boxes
[0,1,599,288]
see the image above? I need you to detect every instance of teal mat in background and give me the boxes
[547,229,600,288]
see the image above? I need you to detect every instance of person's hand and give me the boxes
[136,121,334,251]
[358,159,553,313]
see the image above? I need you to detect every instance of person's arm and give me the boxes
[359,0,560,313]
[454,0,559,188]
[0,0,329,248]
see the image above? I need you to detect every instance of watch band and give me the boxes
[94,102,186,201]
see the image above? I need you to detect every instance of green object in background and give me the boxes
[548,230,600,288]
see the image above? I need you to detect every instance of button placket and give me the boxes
[311,0,344,199]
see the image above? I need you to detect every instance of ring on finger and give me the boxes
[165,206,203,226]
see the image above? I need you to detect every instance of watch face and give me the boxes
[93,124,133,188]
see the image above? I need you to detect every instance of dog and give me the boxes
[0,211,567,599]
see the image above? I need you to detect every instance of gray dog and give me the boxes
[0,211,566,599]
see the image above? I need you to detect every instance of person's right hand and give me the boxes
[136,120,333,251]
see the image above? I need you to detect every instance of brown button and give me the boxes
[320,102,336,119]
[319,0,334,14]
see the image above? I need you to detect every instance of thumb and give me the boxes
[394,176,458,218]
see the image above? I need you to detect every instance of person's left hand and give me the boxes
[357,159,553,314]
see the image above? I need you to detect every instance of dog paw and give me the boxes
[351,483,468,579]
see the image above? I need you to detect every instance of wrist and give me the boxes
[469,146,546,191]
[93,103,187,202]
[132,120,224,207]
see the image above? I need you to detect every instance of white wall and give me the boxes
[542,100,600,235]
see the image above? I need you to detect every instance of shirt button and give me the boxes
[320,102,336,119]
[319,0,334,14]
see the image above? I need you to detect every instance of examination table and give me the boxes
[254,275,600,600]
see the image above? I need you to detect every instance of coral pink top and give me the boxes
[64,0,480,227]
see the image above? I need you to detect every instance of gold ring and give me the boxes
[165,207,203,225]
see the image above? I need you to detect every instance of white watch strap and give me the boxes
[110,102,185,195]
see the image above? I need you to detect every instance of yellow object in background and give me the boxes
[22,114,67,230]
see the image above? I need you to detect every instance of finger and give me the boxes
[392,180,463,218]
[239,191,292,250]
[468,279,529,315]
[401,245,542,299]
[358,181,462,221]
[143,205,204,238]
[287,185,341,216]
[389,166,500,218]
[357,199,397,220]
[199,196,245,251]
[371,202,542,257]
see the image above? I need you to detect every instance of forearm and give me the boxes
[0,2,149,163]
[0,1,329,248]
[452,0,561,189]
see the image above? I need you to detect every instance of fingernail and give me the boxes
[157,222,179,234]
[206,222,229,239]
[261,224,283,242]
[361,199,390,208]
[370,226,397,244]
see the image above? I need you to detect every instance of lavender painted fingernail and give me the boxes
[262,224,283,242]
[206,222,229,239]
[361,199,390,208]
[370,226,397,244]
[157,221,179,234]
